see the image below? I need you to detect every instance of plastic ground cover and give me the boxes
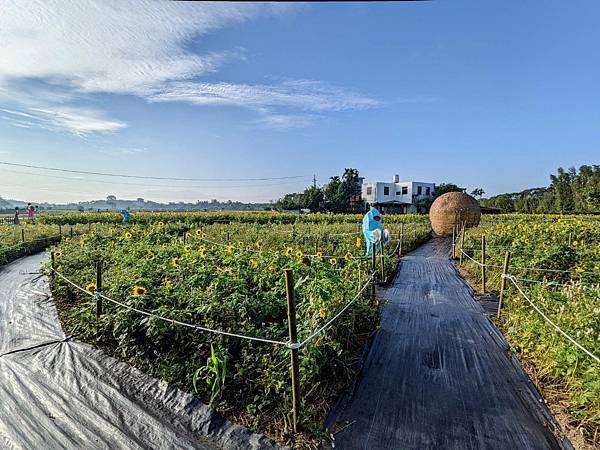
[0,252,285,450]
[326,237,573,450]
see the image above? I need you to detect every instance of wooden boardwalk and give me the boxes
[326,238,570,450]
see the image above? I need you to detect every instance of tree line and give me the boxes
[480,165,600,213]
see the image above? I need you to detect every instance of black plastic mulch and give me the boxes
[326,237,572,450]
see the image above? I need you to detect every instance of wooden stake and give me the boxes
[459,225,466,265]
[284,269,300,434]
[50,251,55,282]
[21,228,25,244]
[96,260,103,317]
[498,251,511,318]
[399,222,403,257]
[70,226,73,238]
[379,244,385,282]
[451,226,456,259]
[371,243,376,300]
[568,232,572,247]
[88,222,91,232]
[59,224,62,238]
[481,235,486,293]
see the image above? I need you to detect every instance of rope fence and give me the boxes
[502,274,600,364]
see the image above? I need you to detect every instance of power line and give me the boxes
[0,167,311,189]
[0,161,307,182]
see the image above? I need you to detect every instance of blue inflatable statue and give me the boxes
[362,207,383,256]
[121,208,131,224]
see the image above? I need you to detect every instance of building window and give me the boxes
[417,186,422,195]
[402,186,408,195]
[384,186,390,196]
[426,187,430,196]
[366,186,372,195]
[396,191,401,196]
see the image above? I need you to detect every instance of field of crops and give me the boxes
[457,215,600,443]
[0,221,90,266]
[46,214,431,443]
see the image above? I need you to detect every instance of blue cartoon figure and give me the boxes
[121,208,131,224]
[362,207,383,256]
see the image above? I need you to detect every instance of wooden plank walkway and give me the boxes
[326,237,570,450]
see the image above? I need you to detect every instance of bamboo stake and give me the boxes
[284,269,300,434]
[568,232,572,247]
[371,243,376,301]
[451,226,456,259]
[459,225,466,265]
[498,251,511,318]
[379,244,385,282]
[481,235,486,293]
[399,222,404,257]
[96,260,103,317]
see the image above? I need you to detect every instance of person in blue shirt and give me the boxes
[362,207,383,256]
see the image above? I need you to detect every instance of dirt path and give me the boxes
[326,237,571,450]
[0,253,283,450]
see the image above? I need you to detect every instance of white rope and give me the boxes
[460,249,484,267]
[297,272,374,349]
[51,268,290,347]
[503,274,600,363]
[509,276,600,290]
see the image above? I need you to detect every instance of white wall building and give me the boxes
[362,175,435,213]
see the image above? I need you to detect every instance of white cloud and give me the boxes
[251,113,320,130]
[0,1,380,134]
[2,106,127,136]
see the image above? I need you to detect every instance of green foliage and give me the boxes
[47,215,431,440]
[459,214,600,440]
[481,164,600,213]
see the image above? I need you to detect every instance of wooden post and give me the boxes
[70,226,73,238]
[183,231,187,245]
[498,251,511,318]
[451,226,456,259]
[459,225,466,265]
[481,235,486,293]
[226,231,230,242]
[371,243,377,300]
[21,228,25,244]
[88,222,91,232]
[398,222,404,257]
[50,251,55,282]
[284,269,300,434]
[96,260,103,317]
[379,244,385,282]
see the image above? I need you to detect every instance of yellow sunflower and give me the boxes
[285,246,293,257]
[249,260,259,269]
[132,286,147,296]
[171,257,178,268]
[344,253,352,261]
[164,278,173,289]
[296,250,303,257]
[85,283,97,293]
[199,247,207,259]
[319,309,327,318]
[225,245,235,254]
[316,251,323,259]
[195,229,203,236]
[184,245,191,254]
[356,237,361,248]
[54,250,63,258]
[575,267,585,273]
[124,232,132,239]
[329,258,338,266]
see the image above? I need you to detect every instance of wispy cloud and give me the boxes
[0,1,380,134]
[251,113,320,130]
[2,107,127,136]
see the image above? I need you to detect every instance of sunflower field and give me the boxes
[457,215,600,443]
[48,215,431,443]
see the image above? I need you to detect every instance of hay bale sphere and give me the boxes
[429,192,481,236]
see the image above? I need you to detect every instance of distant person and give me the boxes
[121,208,131,224]
[27,203,35,223]
[14,207,19,225]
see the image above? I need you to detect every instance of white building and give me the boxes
[362,175,435,214]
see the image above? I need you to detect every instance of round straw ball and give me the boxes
[429,192,481,236]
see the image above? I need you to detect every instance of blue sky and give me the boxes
[0,1,598,203]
